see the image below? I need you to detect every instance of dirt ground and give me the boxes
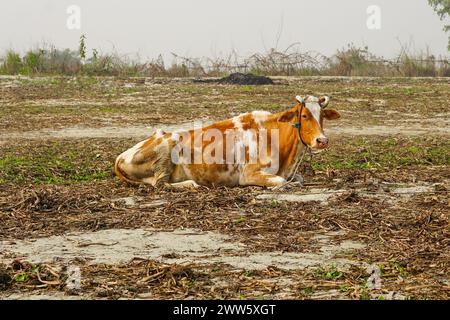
[0,75,448,300]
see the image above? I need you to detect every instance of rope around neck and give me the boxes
[286,146,311,184]
[272,145,312,191]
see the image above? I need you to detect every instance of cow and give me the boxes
[114,95,340,188]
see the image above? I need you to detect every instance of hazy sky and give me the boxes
[0,0,448,61]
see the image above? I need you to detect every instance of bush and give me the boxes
[0,41,448,77]
[1,51,23,74]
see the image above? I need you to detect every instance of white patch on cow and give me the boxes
[305,102,321,124]
[267,176,287,186]
[171,132,180,141]
[251,110,270,126]
[120,140,146,164]
[170,180,200,189]
[232,115,244,131]
[304,95,318,103]
[298,95,322,124]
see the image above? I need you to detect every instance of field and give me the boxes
[0,75,448,300]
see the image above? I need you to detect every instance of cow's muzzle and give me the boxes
[316,137,329,149]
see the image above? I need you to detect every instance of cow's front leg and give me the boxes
[240,168,287,188]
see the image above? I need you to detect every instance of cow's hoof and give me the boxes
[293,174,304,186]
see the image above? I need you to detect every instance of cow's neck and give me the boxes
[269,107,306,178]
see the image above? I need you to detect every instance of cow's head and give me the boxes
[279,95,341,151]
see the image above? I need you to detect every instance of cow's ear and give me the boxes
[322,109,341,120]
[278,111,296,122]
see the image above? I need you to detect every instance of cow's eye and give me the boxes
[302,115,307,118]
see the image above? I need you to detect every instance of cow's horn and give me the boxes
[319,96,330,108]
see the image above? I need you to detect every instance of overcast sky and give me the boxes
[0,0,448,61]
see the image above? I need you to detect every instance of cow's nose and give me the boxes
[316,137,329,147]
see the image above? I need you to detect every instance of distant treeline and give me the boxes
[1,38,449,77]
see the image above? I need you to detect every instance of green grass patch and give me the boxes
[314,265,343,280]
[313,137,449,171]
[234,216,246,224]
[0,140,117,185]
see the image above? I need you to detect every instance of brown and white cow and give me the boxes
[114,95,340,188]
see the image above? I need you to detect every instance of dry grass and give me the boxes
[1,42,449,77]
[0,76,448,300]
[0,162,448,299]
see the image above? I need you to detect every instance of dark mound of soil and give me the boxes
[194,73,274,85]
[218,73,274,85]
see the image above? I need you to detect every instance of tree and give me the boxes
[428,0,450,50]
